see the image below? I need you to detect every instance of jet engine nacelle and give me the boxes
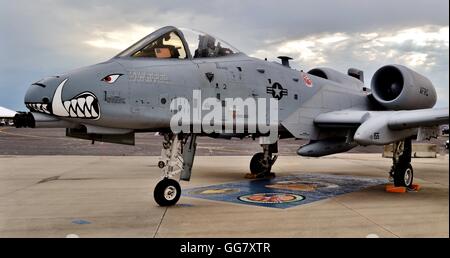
[308,67,364,89]
[371,65,437,110]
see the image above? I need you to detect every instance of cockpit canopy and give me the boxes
[115,26,240,59]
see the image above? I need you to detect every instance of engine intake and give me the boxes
[371,65,437,110]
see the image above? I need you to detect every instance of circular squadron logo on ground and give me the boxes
[238,193,305,204]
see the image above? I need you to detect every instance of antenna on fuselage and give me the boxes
[277,56,293,68]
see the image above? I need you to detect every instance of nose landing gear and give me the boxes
[153,133,197,206]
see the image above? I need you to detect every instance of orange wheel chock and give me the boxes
[385,183,421,193]
[385,184,406,193]
[409,184,421,192]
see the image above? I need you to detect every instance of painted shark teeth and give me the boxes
[86,96,94,108]
[78,98,86,109]
[62,92,100,119]
[25,103,51,114]
[64,101,70,111]
[69,107,76,117]
[51,78,100,119]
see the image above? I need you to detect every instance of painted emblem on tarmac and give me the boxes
[184,174,387,209]
[238,193,304,204]
[192,188,239,195]
[266,180,338,192]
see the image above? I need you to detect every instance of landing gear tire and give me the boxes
[248,152,275,179]
[250,152,269,175]
[154,178,181,206]
[393,164,414,188]
[390,138,414,189]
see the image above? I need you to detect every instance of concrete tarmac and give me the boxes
[0,127,386,156]
[1,127,447,156]
[0,154,448,238]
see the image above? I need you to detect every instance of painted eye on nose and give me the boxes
[101,74,122,84]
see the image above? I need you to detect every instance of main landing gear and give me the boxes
[153,133,197,206]
[247,141,278,179]
[389,137,414,188]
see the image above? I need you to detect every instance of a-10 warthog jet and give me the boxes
[15,26,449,206]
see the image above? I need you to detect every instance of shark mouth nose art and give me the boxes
[49,78,100,119]
[62,92,99,118]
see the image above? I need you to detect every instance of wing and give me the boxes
[314,108,449,145]
[386,108,449,130]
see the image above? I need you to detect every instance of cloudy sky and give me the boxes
[0,0,448,110]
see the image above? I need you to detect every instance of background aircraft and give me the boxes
[14,26,449,206]
[0,106,16,126]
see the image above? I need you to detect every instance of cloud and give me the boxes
[84,24,155,51]
[0,0,448,110]
[377,26,449,47]
[252,25,448,68]
[254,32,351,65]
[251,25,449,107]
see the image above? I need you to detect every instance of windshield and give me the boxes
[180,28,240,58]
[115,26,240,59]
[131,31,187,59]
[115,27,165,58]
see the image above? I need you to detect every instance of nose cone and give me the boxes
[24,60,125,118]
[24,76,64,114]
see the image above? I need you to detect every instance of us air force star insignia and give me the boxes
[266,83,288,100]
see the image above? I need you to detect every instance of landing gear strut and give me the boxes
[248,142,278,178]
[153,133,197,206]
[389,138,414,188]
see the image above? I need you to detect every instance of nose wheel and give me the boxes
[154,133,197,206]
[154,178,181,206]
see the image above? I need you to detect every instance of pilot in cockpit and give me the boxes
[194,34,234,58]
[152,33,180,59]
[128,28,235,59]
[194,34,217,58]
[132,32,180,59]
